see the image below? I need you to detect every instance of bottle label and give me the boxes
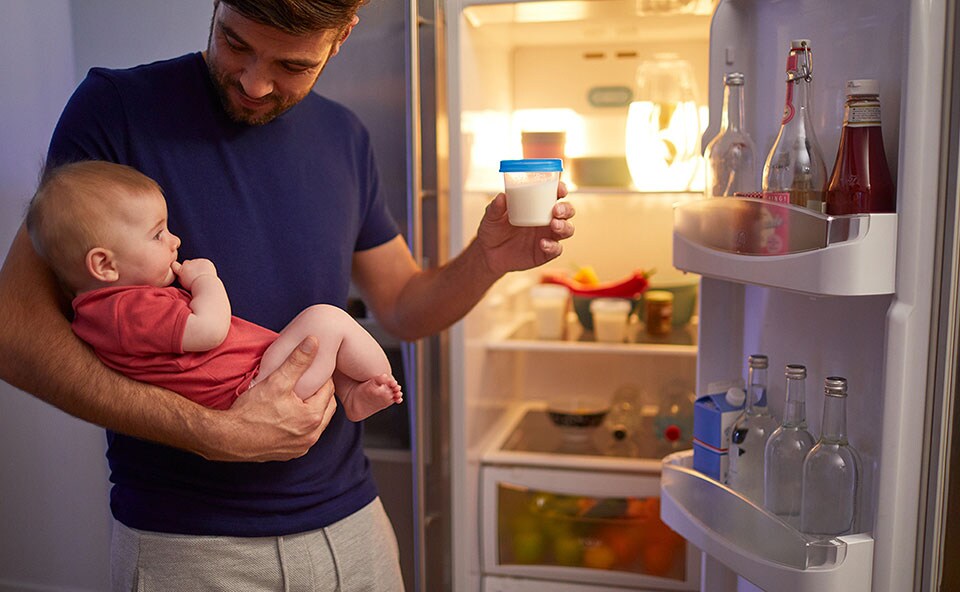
[762,191,790,204]
[845,99,881,127]
[758,196,789,254]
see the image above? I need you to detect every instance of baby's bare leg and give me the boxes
[256,304,402,421]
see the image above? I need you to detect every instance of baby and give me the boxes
[26,160,402,420]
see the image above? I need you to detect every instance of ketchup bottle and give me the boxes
[825,79,896,215]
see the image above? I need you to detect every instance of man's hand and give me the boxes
[172,258,218,290]
[204,336,337,462]
[476,182,575,276]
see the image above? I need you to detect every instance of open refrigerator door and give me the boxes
[660,0,953,591]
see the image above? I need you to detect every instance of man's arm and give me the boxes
[0,226,336,461]
[353,189,575,340]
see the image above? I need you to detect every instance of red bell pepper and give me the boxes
[541,269,653,299]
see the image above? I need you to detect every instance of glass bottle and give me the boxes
[800,376,862,536]
[825,79,896,215]
[653,381,695,456]
[602,386,642,458]
[726,354,779,504]
[761,39,828,212]
[704,72,758,198]
[763,364,815,527]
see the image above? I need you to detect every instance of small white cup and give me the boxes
[529,284,569,340]
[590,297,632,343]
[500,159,563,227]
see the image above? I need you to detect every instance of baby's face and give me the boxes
[108,190,181,287]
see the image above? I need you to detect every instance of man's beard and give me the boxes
[207,63,309,126]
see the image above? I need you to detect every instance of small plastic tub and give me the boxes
[499,158,563,227]
[589,297,632,343]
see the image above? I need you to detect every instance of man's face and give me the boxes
[205,3,347,125]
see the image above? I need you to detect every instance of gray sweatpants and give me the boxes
[111,497,404,591]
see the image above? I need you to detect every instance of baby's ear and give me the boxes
[86,247,119,283]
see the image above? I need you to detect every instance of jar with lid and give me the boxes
[825,79,896,215]
[625,53,703,192]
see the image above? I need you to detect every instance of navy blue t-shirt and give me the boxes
[47,53,401,536]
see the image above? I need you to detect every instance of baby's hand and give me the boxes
[173,258,219,290]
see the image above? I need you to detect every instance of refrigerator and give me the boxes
[433,0,960,591]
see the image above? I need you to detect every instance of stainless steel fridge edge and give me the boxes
[872,0,948,590]
[920,0,960,587]
[405,0,452,589]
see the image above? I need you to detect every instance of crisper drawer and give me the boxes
[481,465,699,590]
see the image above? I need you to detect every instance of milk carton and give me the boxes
[693,386,746,482]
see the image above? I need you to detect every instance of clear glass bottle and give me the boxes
[761,39,828,212]
[800,376,862,536]
[704,72,758,198]
[726,354,779,504]
[653,381,695,456]
[602,386,642,458]
[826,79,896,215]
[763,364,815,527]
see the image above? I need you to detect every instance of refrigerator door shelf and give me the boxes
[672,198,897,296]
[660,450,873,592]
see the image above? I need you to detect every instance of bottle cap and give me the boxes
[724,72,745,86]
[790,39,811,50]
[748,354,768,369]
[725,386,746,406]
[824,376,848,397]
[785,364,807,379]
[663,424,682,442]
[846,79,879,96]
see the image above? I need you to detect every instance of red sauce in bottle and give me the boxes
[826,79,896,215]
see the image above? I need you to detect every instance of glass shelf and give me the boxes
[660,450,874,592]
[672,198,897,296]
[484,315,698,356]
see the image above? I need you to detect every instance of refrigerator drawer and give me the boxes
[481,464,698,590]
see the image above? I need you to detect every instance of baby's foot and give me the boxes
[340,374,403,421]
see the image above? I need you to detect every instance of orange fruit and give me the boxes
[582,542,617,570]
[599,526,643,567]
[642,542,678,576]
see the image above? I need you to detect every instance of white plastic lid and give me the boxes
[725,386,746,407]
[846,79,879,96]
[790,39,811,49]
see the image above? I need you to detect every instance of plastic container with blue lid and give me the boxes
[499,159,563,227]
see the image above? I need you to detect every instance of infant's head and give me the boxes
[27,161,180,294]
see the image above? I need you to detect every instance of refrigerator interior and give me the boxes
[446,0,714,588]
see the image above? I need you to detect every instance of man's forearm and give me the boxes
[390,238,501,340]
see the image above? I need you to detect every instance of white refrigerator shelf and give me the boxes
[660,450,874,592]
[672,198,897,296]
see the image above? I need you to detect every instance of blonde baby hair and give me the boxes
[26,161,162,293]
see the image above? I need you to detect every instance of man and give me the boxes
[0,0,574,589]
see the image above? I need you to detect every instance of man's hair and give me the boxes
[218,0,369,34]
[26,160,161,291]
